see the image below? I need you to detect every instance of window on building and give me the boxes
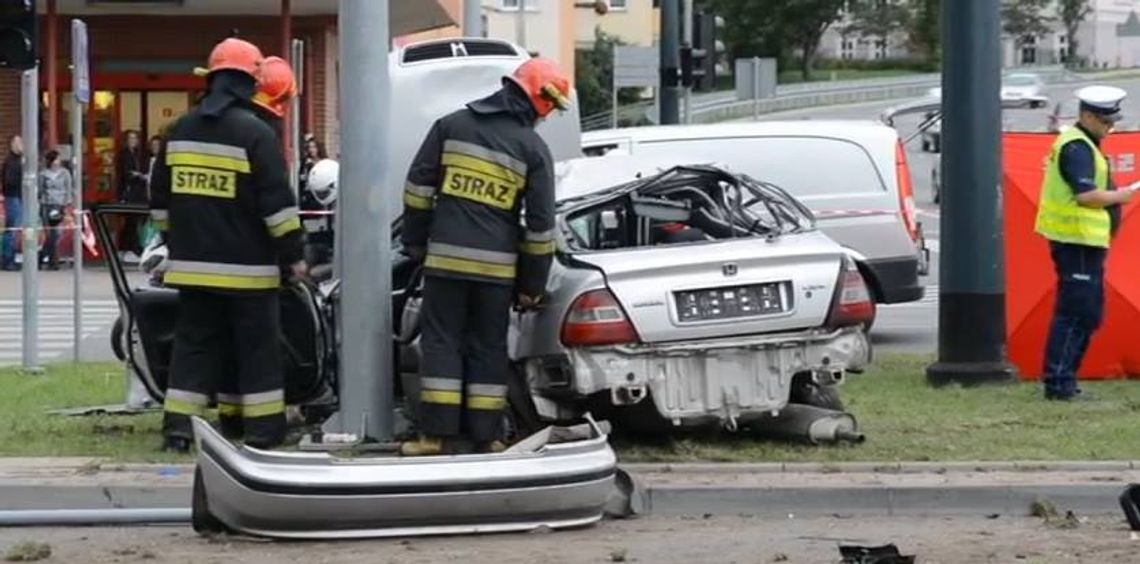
[876,38,887,59]
[501,0,538,10]
[1021,35,1037,65]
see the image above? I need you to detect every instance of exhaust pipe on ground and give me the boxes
[751,404,865,445]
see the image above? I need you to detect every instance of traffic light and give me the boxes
[0,0,36,70]
[690,9,725,92]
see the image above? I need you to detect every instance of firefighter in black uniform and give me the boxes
[150,38,307,452]
[399,58,572,456]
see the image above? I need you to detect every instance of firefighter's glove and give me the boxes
[515,293,544,312]
[403,245,427,263]
[288,260,310,283]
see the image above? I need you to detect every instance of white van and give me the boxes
[581,122,928,304]
[386,38,582,214]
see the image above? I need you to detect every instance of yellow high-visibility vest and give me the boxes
[1034,126,1111,248]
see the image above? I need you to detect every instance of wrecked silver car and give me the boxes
[400,163,873,433]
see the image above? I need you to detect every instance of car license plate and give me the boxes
[674,282,791,323]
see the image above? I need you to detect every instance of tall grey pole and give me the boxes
[926,0,1016,386]
[515,0,526,49]
[331,0,392,440]
[659,0,680,124]
[290,38,304,197]
[681,0,693,124]
[20,67,40,372]
[464,0,483,37]
[71,19,88,363]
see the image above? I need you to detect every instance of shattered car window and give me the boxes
[558,166,815,252]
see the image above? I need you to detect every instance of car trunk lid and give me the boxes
[569,232,843,343]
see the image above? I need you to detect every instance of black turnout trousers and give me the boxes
[162,289,286,448]
[416,275,514,443]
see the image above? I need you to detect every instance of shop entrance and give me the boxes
[46,73,204,205]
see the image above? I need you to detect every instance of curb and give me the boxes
[0,482,1128,518]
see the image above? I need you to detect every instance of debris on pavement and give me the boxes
[838,544,916,564]
[1030,497,1060,521]
[608,548,629,562]
[3,541,52,562]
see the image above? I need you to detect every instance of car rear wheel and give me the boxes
[789,372,845,411]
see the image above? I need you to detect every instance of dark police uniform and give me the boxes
[150,100,303,448]
[1037,86,1126,401]
[401,84,556,444]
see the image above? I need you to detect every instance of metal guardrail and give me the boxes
[580,64,1099,130]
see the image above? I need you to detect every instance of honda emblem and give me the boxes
[722,263,738,277]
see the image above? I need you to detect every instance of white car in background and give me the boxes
[922,72,1047,153]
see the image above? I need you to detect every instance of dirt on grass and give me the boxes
[0,515,1136,564]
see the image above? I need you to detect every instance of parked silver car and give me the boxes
[399,161,873,432]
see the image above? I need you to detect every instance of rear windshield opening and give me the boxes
[560,166,815,252]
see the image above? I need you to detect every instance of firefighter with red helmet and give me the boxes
[399,58,571,456]
[150,38,307,452]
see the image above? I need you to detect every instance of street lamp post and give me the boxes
[926,0,1016,387]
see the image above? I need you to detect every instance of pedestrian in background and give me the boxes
[116,129,148,258]
[1035,85,1139,401]
[1,134,24,271]
[38,149,72,270]
[298,135,325,194]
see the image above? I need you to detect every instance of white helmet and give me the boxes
[140,234,168,275]
[308,159,339,206]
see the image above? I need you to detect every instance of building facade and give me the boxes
[820,0,1140,69]
[4,0,455,207]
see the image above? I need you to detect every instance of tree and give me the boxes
[906,0,940,65]
[574,28,642,120]
[711,0,844,81]
[1057,0,1092,66]
[845,0,912,58]
[1001,0,1053,62]
[778,0,847,80]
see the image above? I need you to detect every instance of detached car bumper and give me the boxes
[191,416,617,539]
[528,327,870,427]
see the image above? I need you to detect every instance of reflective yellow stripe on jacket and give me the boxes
[164,260,281,290]
[1034,127,1112,248]
[423,242,517,280]
[439,140,528,211]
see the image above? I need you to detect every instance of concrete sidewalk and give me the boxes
[2,458,1136,518]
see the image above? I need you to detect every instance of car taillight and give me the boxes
[895,140,920,242]
[826,259,876,329]
[561,289,640,347]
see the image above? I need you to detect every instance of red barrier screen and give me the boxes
[1004,131,1140,380]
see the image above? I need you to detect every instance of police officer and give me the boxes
[150,38,307,452]
[399,58,571,456]
[1036,85,1138,402]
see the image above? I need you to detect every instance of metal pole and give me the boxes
[0,508,190,526]
[926,0,1016,386]
[71,103,84,363]
[464,0,483,37]
[681,0,693,124]
[331,0,392,440]
[290,38,304,198]
[751,56,760,121]
[71,19,89,365]
[659,0,680,124]
[21,67,40,373]
[515,0,526,50]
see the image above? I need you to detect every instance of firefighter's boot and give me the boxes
[399,435,445,456]
[476,440,506,454]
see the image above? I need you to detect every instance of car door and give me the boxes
[91,204,177,403]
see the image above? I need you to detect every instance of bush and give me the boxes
[815,58,939,72]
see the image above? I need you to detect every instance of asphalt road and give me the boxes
[746,77,1140,355]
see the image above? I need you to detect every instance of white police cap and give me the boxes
[1076,85,1127,122]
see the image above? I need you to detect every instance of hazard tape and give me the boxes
[813,209,898,218]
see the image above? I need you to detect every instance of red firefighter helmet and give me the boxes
[203,38,264,79]
[506,57,572,119]
[253,56,298,117]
